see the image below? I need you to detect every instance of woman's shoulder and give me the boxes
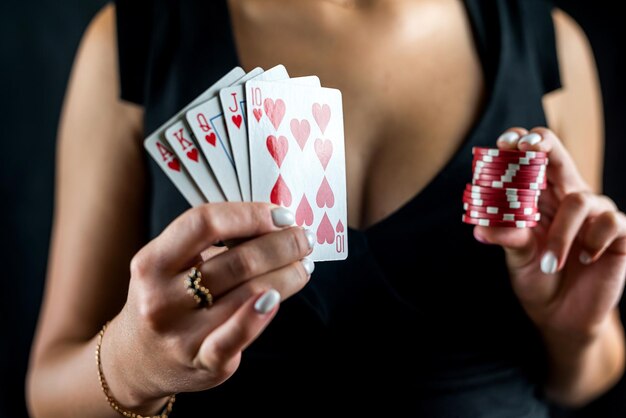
[83,4,116,52]
[545,8,603,189]
[551,7,597,83]
[76,2,144,129]
[551,7,599,97]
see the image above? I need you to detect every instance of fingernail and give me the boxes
[497,131,520,145]
[540,251,558,274]
[579,251,593,265]
[254,289,281,314]
[271,207,295,227]
[304,229,316,250]
[301,258,315,275]
[519,133,542,146]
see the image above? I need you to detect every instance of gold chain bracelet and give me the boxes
[96,322,176,418]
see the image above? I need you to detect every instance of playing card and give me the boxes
[218,65,290,201]
[246,81,347,261]
[144,139,205,207]
[185,96,243,201]
[164,121,226,203]
[144,67,245,206]
[282,76,321,87]
[163,68,262,203]
[182,72,274,201]
[219,72,318,202]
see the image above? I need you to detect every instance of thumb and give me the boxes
[474,226,539,269]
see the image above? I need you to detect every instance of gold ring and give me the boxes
[184,267,214,308]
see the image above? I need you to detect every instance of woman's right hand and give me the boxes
[100,203,315,413]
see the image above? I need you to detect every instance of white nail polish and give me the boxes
[497,131,520,145]
[254,289,281,314]
[540,251,558,274]
[271,207,295,227]
[519,133,542,146]
[301,258,315,275]
[579,251,593,265]
[304,229,316,250]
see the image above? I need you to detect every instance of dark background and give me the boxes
[0,1,623,417]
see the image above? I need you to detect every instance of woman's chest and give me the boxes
[228,0,484,228]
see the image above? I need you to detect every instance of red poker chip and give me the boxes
[464,189,540,199]
[465,184,541,196]
[473,155,549,165]
[463,199,539,210]
[472,177,546,186]
[463,195,539,207]
[473,173,546,183]
[472,179,547,190]
[462,198,539,209]
[472,147,548,159]
[473,161,547,171]
[461,214,538,228]
[473,166,546,176]
[463,203,539,215]
[472,178,546,189]
[464,209,541,222]
[463,190,540,201]
[463,192,539,202]
[472,166,547,177]
[473,156,549,165]
[463,195,540,204]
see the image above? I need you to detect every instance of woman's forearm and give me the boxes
[542,311,625,407]
[26,324,167,418]
[27,335,120,418]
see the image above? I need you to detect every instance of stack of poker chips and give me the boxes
[462,147,549,228]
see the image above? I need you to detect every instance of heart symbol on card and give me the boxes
[266,135,288,168]
[312,103,331,134]
[317,212,335,244]
[167,159,180,172]
[264,98,286,130]
[186,148,198,162]
[314,138,333,170]
[270,175,292,206]
[205,133,217,147]
[253,108,263,122]
[316,177,335,208]
[296,195,314,226]
[290,119,311,150]
[336,220,345,233]
[232,114,243,129]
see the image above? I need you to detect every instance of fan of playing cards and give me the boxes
[144,66,348,261]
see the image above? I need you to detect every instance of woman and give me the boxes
[26,0,626,416]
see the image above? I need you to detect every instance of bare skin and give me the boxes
[230,0,485,228]
[26,1,625,417]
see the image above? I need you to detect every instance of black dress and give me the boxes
[115,0,561,415]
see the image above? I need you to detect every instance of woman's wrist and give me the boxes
[98,317,173,415]
[540,312,625,406]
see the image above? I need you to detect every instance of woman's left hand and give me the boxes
[475,127,626,340]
